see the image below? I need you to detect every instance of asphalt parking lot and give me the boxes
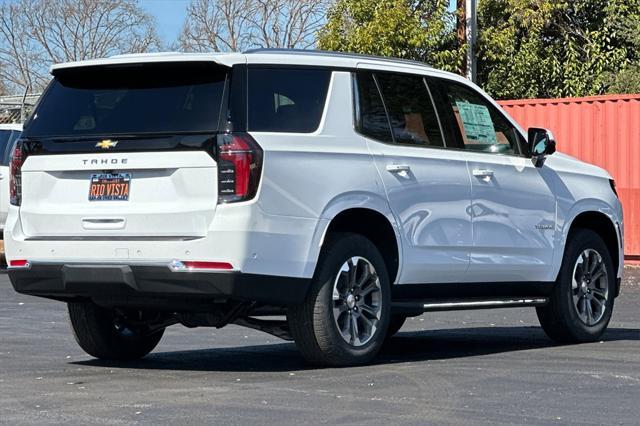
[1,268,639,425]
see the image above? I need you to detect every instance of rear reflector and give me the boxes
[169,260,234,272]
[8,259,31,269]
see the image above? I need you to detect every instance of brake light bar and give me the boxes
[8,259,31,269]
[169,260,235,272]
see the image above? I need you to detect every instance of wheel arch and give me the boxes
[306,198,402,284]
[564,210,621,282]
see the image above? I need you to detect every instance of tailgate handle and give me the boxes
[82,218,126,230]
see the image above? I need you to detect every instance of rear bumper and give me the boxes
[8,264,310,309]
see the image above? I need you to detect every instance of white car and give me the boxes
[5,50,623,366]
[0,123,22,231]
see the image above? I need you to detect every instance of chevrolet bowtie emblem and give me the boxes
[96,139,118,149]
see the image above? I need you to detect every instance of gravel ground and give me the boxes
[1,267,639,425]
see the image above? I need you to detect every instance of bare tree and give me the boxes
[0,0,160,94]
[178,0,330,52]
[179,0,253,52]
[0,1,44,92]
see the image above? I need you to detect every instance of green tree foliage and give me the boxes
[603,66,640,95]
[317,0,464,73]
[478,0,640,99]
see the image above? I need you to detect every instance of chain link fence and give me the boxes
[0,93,41,124]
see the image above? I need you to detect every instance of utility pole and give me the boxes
[458,0,477,82]
[466,0,477,83]
[457,0,467,77]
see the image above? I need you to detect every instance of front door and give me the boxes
[430,78,557,282]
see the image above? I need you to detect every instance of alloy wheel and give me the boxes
[571,249,609,326]
[332,256,383,347]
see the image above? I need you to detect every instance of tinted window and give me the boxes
[434,79,524,155]
[248,68,331,133]
[375,73,444,147]
[0,130,12,165]
[1,130,21,165]
[24,63,227,138]
[355,72,393,142]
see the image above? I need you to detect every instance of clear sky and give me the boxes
[140,0,190,46]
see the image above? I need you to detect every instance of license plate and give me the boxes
[88,173,131,201]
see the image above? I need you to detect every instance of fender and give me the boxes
[553,198,623,281]
[302,191,404,280]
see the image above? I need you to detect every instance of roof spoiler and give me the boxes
[50,52,244,75]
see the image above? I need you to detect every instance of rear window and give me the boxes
[356,72,393,143]
[375,73,444,148]
[24,63,227,138]
[247,68,331,133]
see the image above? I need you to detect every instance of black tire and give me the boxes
[386,315,407,338]
[536,229,615,343]
[68,302,164,360]
[287,233,391,366]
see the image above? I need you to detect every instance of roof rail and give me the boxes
[243,48,432,69]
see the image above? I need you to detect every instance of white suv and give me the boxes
[0,123,22,231]
[5,50,624,366]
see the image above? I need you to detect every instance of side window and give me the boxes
[0,131,20,166]
[247,67,332,133]
[3,131,20,165]
[434,79,525,155]
[375,73,444,148]
[355,72,393,143]
[0,130,10,166]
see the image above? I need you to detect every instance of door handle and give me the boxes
[386,164,411,173]
[0,172,4,180]
[472,169,494,178]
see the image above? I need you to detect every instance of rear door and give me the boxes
[355,70,472,284]
[17,62,227,239]
[430,77,557,282]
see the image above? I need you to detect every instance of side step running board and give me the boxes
[392,297,549,316]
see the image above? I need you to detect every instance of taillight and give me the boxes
[9,142,25,206]
[216,132,263,203]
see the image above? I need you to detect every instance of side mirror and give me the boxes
[528,127,556,168]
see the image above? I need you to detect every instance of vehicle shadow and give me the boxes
[73,326,640,372]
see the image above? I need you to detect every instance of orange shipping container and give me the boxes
[498,94,640,259]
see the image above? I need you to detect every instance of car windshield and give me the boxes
[23,62,228,139]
